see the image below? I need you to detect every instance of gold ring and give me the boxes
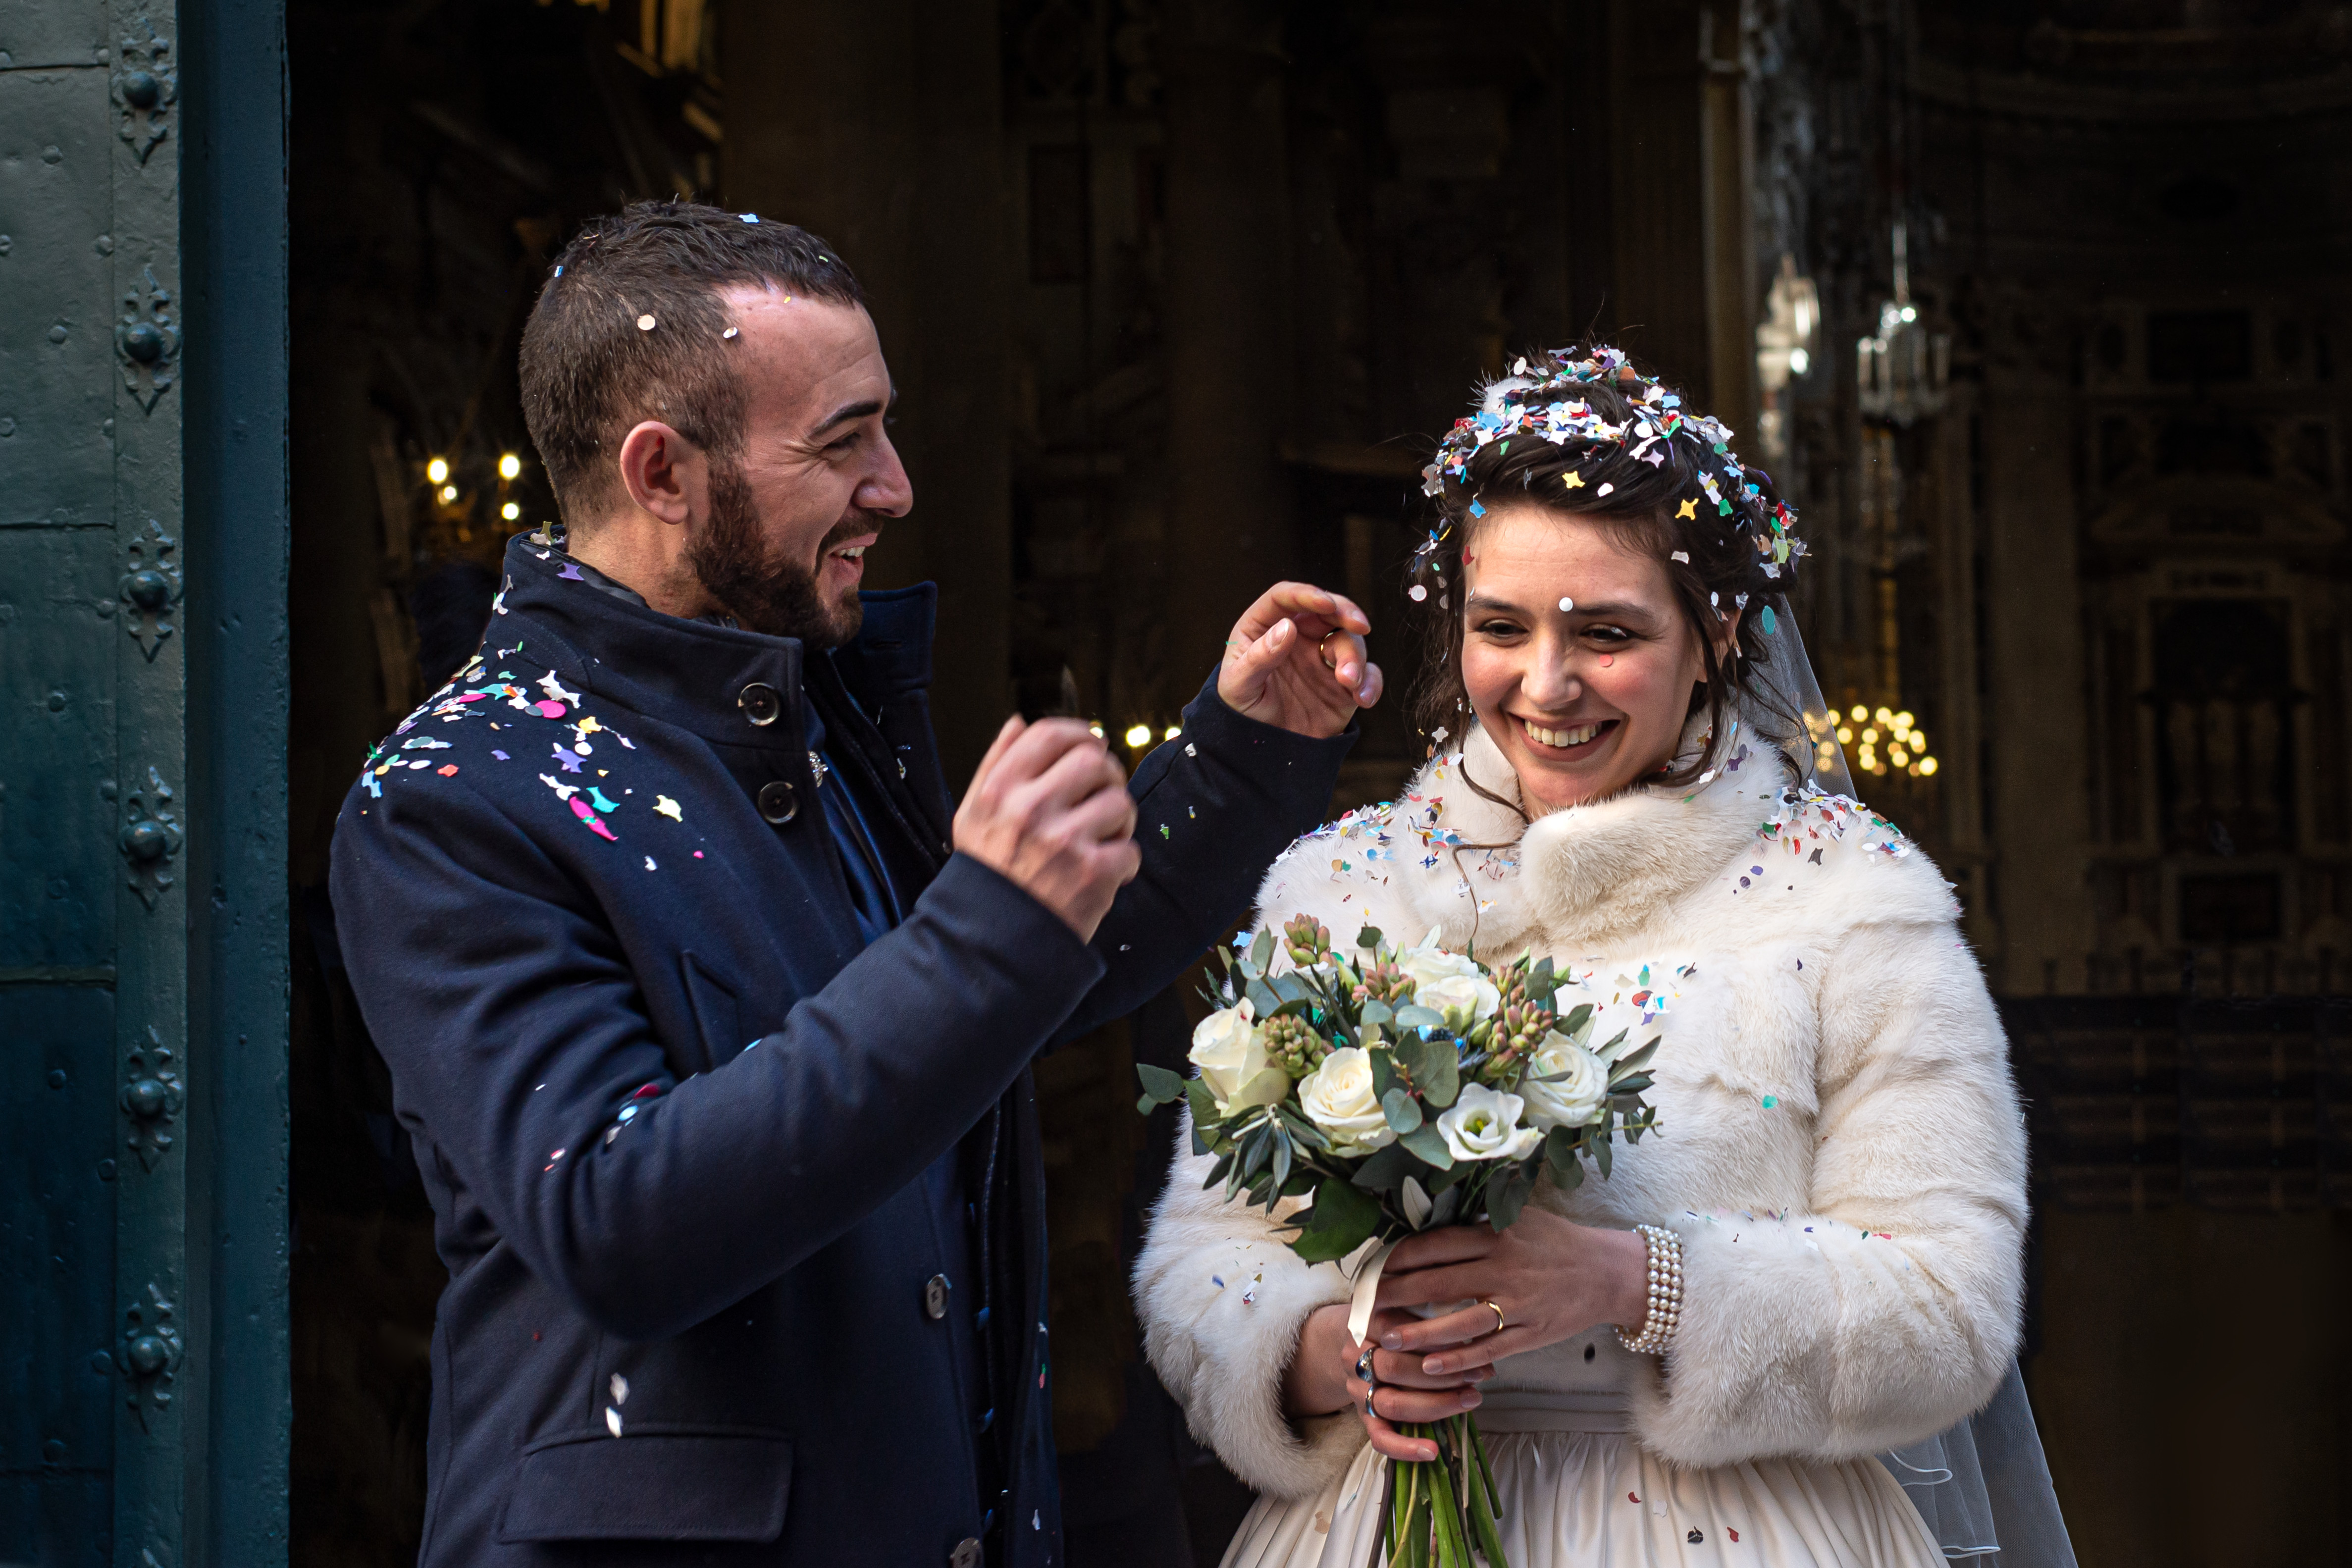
[1318,629,1346,669]
[1481,1300,1507,1335]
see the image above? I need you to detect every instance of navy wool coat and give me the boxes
[330,537,1353,1567]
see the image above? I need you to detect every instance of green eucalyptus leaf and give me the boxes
[1184,1078,1219,1128]
[1611,1037,1659,1075]
[1270,1129,1293,1192]
[1202,1150,1234,1189]
[1290,1177,1383,1264]
[1398,1123,1455,1169]
[1370,1046,1399,1099]
[1393,1003,1447,1032]
[1488,1166,1533,1230]
[1250,928,1277,973]
[1609,1072,1654,1097]
[1357,925,1383,950]
[1275,1104,1332,1150]
[1351,1141,1416,1193]
[1560,1002,1594,1040]
[1359,998,1394,1031]
[1270,971,1313,1006]
[1592,1128,1613,1179]
[1245,977,1282,1019]
[1136,1063,1186,1104]
[1381,1087,1424,1134]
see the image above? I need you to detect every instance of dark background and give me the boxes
[284,2,2352,1563]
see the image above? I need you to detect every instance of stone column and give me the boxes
[724,0,1014,781]
[1159,0,1295,709]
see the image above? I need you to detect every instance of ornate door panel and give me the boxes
[1,2,283,1563]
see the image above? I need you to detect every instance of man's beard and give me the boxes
[686,461,870,648]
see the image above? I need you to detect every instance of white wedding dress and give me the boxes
[1220,1333,1945,1568]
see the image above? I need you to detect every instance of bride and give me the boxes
[1136,347,2057,1566]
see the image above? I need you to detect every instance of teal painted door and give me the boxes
[2,2,289,1562]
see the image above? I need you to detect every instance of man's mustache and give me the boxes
[815,513,885,559]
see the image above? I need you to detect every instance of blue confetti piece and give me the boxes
[1760,604,1777,634]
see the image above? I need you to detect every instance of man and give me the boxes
[330,200,1380,1567]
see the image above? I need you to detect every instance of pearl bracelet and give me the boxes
[1614,1223,1685,1355]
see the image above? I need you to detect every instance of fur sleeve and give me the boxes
[1133,1111,1366,1499]
[1632,916,2028,1465]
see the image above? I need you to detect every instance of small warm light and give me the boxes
[502,501,521,520]
[1894,711,1914,732]
[1123,723,1153,749]
[1836,726,1854,744]
[1889,746,1909,767]
[1087,723,1105,739]
[1862,727,1879,744]
[425,457,450,484]
[1918,756,1939,777]
[1874,706,1893,724]
[438,484,459,504]
[1849,705,1867,722]
[1163,725,1182,742]
[1899,305,1918,323]
[1788,347,1810,375]
[498,453,523,480]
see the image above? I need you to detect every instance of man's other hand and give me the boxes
[954,718,1143,941]
[1217,583,1382,739]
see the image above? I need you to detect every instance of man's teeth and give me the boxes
[832,545,865,561]
[1522,718,1601,749]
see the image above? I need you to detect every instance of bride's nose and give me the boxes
[1520,641,1583,709]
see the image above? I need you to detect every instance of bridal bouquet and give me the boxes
[1137,916,1666,1568]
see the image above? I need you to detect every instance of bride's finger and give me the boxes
[1373,1348,1490,1389]
[1384,1227,1499,1273]
[1361,1380,1484,1427]
[1379,1303,1501,1355]
[1422,1326,1543,1376]
[1361,1412,1441,1465]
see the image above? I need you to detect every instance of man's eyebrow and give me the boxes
[808,384,900,439]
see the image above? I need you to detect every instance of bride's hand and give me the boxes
[1370,1207,1651,1375]
[1284,1303,1488,1464]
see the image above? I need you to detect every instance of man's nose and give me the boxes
[858,435,913,518]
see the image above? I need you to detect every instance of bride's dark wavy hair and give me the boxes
[1406,346,1806,802]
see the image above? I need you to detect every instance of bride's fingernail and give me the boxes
[1423,1358,1445,1374]
[1381,1333,1403,1350]
[1460,1389,1482,1409]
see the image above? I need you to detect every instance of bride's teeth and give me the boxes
[1522,718,1600,748]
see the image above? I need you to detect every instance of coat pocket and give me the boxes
[678,951,743,1072]
[495,1425,792,1542]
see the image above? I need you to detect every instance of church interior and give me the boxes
[282,1,2352,1562]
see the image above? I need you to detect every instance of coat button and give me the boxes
[756,779,798,825]
[949,1538,982,1568]
[737,681,782,726]
[924,1274,950,1320]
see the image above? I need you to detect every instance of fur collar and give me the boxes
[1254,717,1917,962]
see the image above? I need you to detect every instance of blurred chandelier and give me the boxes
[1856,222,1948,427]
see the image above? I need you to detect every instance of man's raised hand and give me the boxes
[1217,582,1383,740]
[954,717,1143,941]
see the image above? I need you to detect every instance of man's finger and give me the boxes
[1061,776,1141,845]
[964,715,1027,798]
[1009,738,1127,820]
[992,719,1110,795]
[1219,617,1294,706]
[1354,661,1385,708]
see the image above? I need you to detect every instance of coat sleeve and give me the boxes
[1633,915,2028,1465]
[1133,1109,1368,1500]
[1055,675,1355,1045]
[331,779,1105,1343]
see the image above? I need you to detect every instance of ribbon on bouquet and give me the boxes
[1346,1237,1402,1347]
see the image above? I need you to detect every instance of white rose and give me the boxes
[1519,1031,1609,1131]
[1296,1047,1397,1153]
[1189,1004,1269,1110]
[1395,932,1483,993]
[1435,1082,1542,1162]
[1417,971,1501,1027]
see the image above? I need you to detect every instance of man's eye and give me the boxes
[828,432,861,454]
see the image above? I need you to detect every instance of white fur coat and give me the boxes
[1134,723,2027,1501]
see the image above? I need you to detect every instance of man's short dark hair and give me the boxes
[519,200,866,526]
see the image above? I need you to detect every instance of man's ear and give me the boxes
[615,420,706,527]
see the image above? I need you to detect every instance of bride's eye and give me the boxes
[1585,624,1633,644]
[1473,618,1526,639]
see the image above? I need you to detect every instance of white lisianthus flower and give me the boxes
[1395,932,1482,993]
[1417,971,1501,1027]
[1189,1002,1268,1111]
[1519,1031,1609,1132]
[1295,1047,1396,1153]
[1435,1082,1542,1162]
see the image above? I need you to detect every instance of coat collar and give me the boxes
[487,534,937,748]
[1363,716,1787,953]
